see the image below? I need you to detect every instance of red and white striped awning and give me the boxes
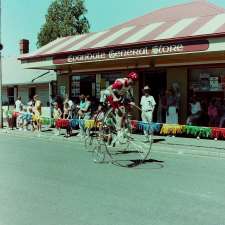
[21,1,225,60]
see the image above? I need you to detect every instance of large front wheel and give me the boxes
[102,105,153,167]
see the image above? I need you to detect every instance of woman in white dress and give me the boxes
[166,89,179,124]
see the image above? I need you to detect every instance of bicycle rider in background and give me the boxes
[101,71,138,130]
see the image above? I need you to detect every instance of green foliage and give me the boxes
[37,0,90,48]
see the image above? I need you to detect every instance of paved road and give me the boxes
[0,134,225,225]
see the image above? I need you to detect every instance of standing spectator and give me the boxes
[27,97,34,108]
[53,103,62,135]
[78,95,92,137]
[63,102,70,119]
[15,96,23,128]
[5,107,14,131]
[186,95,202,125]
[166,89,179,124]
[33,95,42,133]
[208,99,218,127]
[140,86,156,142]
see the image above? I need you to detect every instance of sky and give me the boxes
[2,0,225,57]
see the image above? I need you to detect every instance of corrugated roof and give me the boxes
[2,56,56,85]
[20,1,225,60]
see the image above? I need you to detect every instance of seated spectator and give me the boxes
[92,104,105,122]
[208,99,219,127]
[77,94,86,118]
[186,95,202,125]
[78,95,91,120]
[21,107,33,131]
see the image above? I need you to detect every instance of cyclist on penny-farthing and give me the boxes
[101,71,138,131]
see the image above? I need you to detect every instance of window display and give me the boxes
[188,67,225,128]
[189,68,225,92]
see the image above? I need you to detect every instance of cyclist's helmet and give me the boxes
[127,71,138,81]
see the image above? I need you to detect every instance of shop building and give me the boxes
[2,56,56,106]
[19,1,225,124]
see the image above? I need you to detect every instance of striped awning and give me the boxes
[20,1,225,60]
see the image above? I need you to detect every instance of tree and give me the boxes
[37,0,90,48]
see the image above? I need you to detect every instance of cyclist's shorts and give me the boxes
[107,96,121,109]
[107,96,131,110]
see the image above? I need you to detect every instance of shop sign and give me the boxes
[66,47,149,63]
[151,44,184,55]
[151,40,209,55]
[53,39,209,64]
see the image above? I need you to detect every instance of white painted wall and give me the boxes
[2,84,50,106]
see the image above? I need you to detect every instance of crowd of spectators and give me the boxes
[186,95,225,128]
[5,91,225,137]
[6,95,43,133]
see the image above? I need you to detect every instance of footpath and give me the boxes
[0,127,224,158]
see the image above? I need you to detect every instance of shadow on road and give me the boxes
[112,158,164,169]
[153,138,166,143]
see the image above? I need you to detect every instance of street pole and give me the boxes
[0,0,3,128]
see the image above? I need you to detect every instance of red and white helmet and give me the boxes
[127,71,138,81]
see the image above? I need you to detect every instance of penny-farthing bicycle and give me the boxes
[92,103,153,167]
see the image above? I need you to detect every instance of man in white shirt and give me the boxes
[140,86,156,142]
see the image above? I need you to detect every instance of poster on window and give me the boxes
[200,73,210,91]
[209,77,219,91]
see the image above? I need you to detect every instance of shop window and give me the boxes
[7,87,15,105]
[188,68,225,127]
[189,68,225,96]
[71,74,96,98]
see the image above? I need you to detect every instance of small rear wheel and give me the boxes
[92,142,106,163]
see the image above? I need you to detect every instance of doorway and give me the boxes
[140,70,167,122]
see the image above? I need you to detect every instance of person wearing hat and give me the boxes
[140,85,156,142]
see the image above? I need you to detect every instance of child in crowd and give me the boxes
[5,108,14,132]
[92,105,105,122]
[53,103,62,135]
[17,105,24,131]
[63,102,70,119]
[63,102,73,138]
[21,107,33,131]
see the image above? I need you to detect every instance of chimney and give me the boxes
[19,39,29,54]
